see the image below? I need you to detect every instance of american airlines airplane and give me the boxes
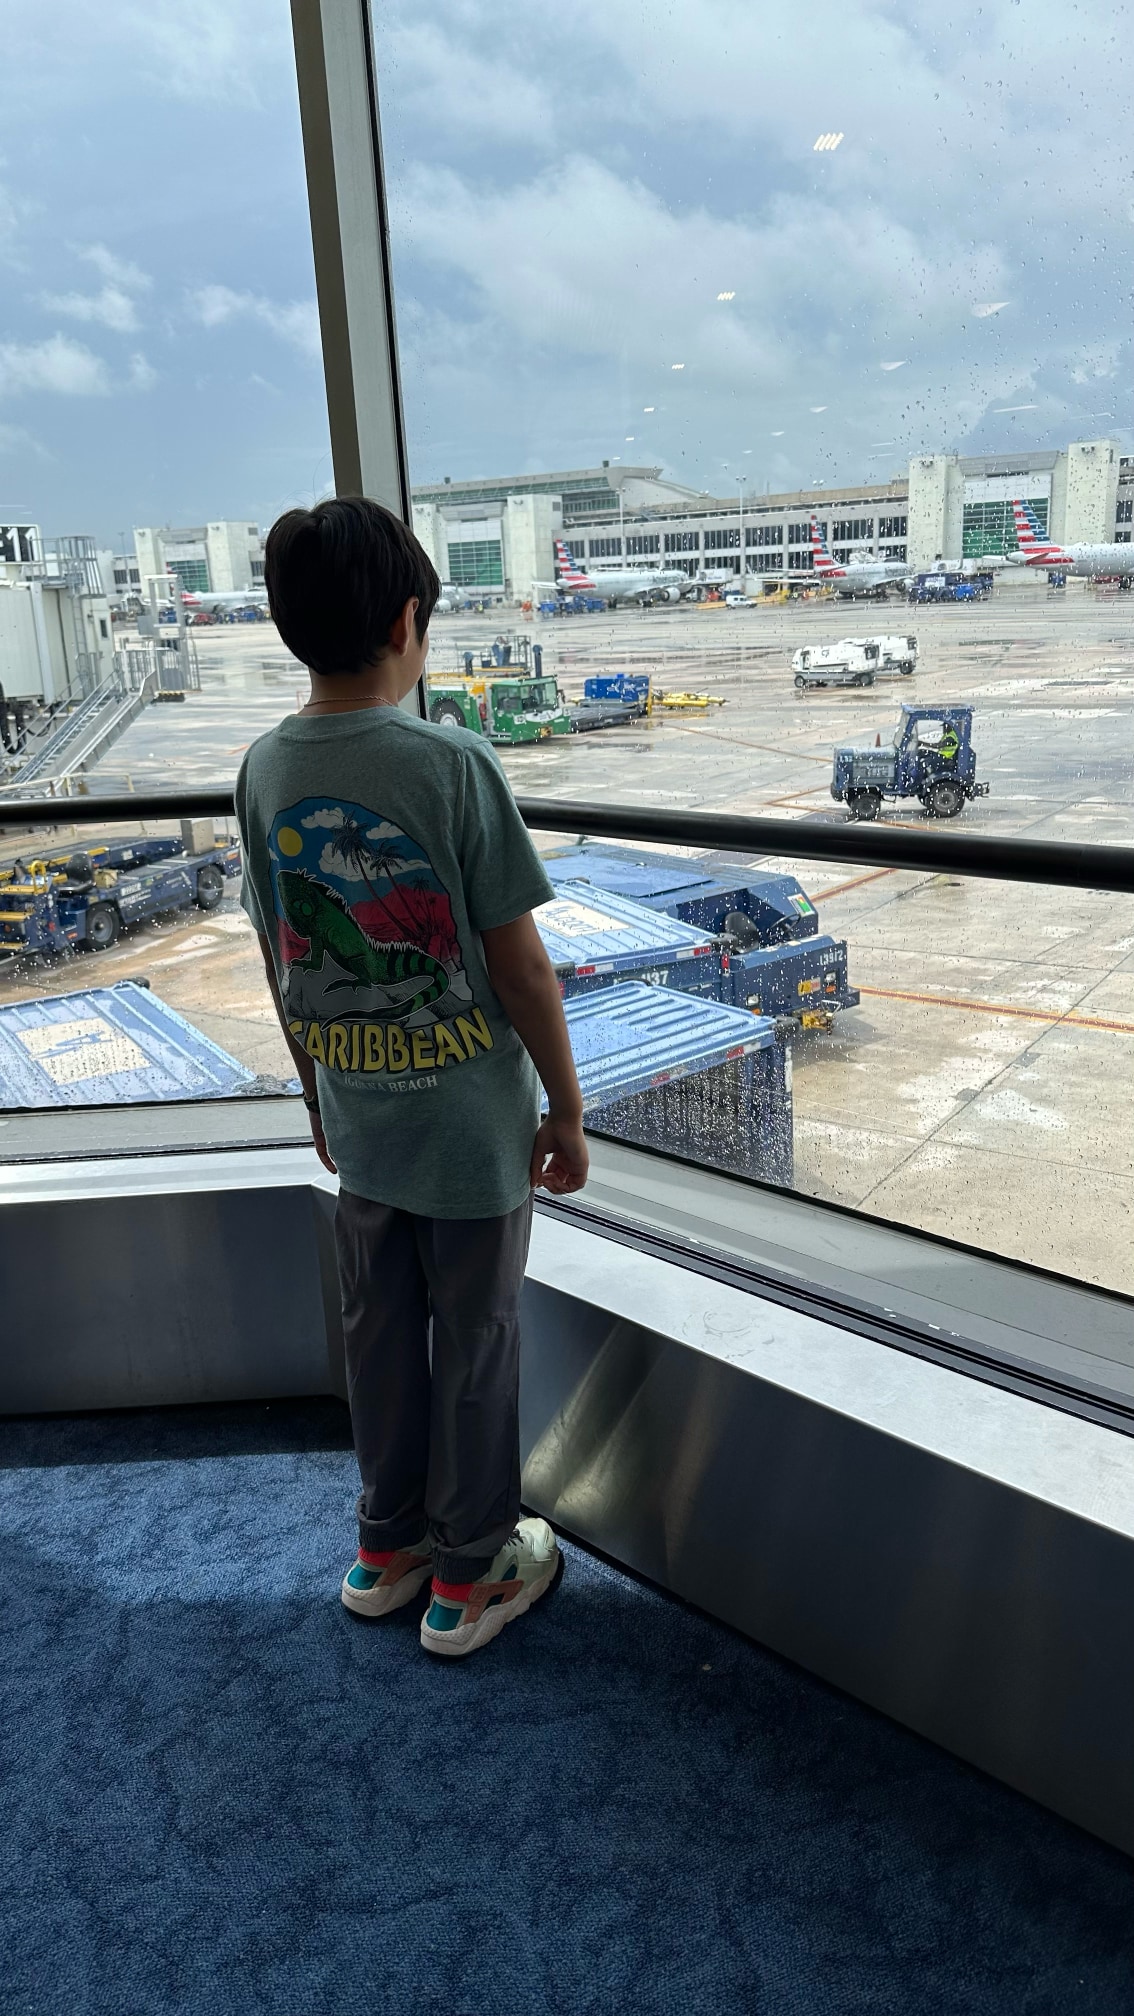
[807,516,910,597]
[1008,499,1134,580]
[179,586,270,614]
[549,539,692,605]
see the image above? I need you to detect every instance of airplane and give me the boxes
[176,585,270,614]
[549,539,693,605]
[807,517,911,597]
[1007,499,1134,580]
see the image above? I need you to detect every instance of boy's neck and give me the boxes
[303,661,402,712]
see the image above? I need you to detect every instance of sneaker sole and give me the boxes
[341,1562,432,1619]
[420,1552,559,1659]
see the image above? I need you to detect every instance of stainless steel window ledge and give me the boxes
[556,1136,1134,1422]
[521,1209,1134,1857]
[524,1211,1134,1534]
[0,1146,345,1414]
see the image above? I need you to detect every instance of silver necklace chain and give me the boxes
[301,694,398,710]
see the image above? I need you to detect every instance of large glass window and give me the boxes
[0,2,330,1133]
[6,3,1134,1392]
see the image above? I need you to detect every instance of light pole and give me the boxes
[736,476,747,591]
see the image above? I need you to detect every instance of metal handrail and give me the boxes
[1,787,1133,893]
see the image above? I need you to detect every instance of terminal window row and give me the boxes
[746,525,783,547]
[167,559,210,594]
[878,515,907,538]
[787,550,815,569]
[626,534,660,554]
[664,532,700,551]
[787,522,814,544]
[1117,499,1133,523]
[832,518,874,541]
[447,539,504,586]
[588,538,622,557]
[704,528,741,550]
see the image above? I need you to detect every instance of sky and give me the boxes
[1,1,1131,545]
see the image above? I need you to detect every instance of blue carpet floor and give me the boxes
[2,1400,1132,2016]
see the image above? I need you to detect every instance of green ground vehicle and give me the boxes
[426,671,572,745]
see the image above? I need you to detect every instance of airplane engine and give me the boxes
[664,585,682,601]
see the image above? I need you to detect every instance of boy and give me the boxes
[236,497,588,1658]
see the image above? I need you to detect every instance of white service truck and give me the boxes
[792,634,917,689]
[841,634,918,673]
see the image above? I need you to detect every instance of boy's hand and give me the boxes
[309,1107,337,1174]
[530,1115,588,1194]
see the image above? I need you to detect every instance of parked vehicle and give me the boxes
[907,571,992,602]
[830,705,990,819]
[653,690,726,710]
[568,698,639,732]
[837,634,918,674]
[583,673,652,716]
[0,832,242,957]
[792,642,878,688]
[545,846,860,1035]
[427,671,572,744]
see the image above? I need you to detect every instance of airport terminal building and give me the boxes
[411,439,1134,599]
[131,521,266,600]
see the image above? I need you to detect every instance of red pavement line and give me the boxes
[807,867,898,901]
[858,984,1134,1036]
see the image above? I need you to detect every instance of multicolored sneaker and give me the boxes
[420,1517,559,1658]
[341,1539,433,1619]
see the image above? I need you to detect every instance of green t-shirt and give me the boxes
[235,707,554,1218]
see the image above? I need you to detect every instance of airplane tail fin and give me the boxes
[809,515,843,576]
[1011,498,1068,564]
[554,538,592,589]
[1011,499,1052,551]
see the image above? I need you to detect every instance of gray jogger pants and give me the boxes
[334,1187,534,1585]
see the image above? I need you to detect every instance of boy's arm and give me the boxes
[255,932,336,1174]
[481,913,589,1195]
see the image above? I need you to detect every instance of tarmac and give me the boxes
[2,574,1132,1296]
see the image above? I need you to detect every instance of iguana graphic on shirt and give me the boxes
[267,796,475,1038]
[278,869,452,1016]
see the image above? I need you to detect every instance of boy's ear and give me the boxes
[389,595,420,656]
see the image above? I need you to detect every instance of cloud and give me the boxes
[40,243,152,332]
[106,0,293,106]
[127,351,157,390]
[79,243,151,293]
[879,360,906,371]
[972,302,1010,318]
[302,807,345,830]
[41,284,141,332]
[382,21,555,147]
[0,335,110,398]
[188,284,322,360]
[0,422,46,458]
[391,153,1013,473]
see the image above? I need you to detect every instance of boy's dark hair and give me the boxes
[264,497,440,676]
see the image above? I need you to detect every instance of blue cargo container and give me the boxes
[546,847,859,1029]
[535,881,724,1002]
[582,672,651,713]
[0,982,256,1108]
[556,982,793,1186]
